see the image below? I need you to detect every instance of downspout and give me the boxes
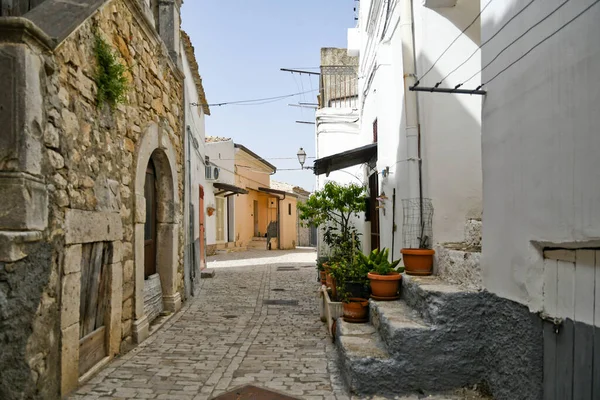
[277,193,286,250]
[185,125,195,296]
[400,0,423,235]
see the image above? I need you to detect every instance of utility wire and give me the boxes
[461,0,572,87]
[192,75,362,108]
[438,0,538,86]
[483,0,599,86]
[415,0,495,87]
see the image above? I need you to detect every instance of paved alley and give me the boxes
[71,249,349,400]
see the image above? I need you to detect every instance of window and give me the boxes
[288,203,292,216]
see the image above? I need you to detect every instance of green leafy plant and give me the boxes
[329,258,371,303]
[299,182,367,262]
[357,248,403,275]
[94,34,128,109]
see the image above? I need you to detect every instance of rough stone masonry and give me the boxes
[0,0,187,398]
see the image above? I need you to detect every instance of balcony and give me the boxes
[319,65,359,109]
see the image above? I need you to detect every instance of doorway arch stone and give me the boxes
[132,123,181,343]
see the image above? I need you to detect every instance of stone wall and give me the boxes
[46,0,185,347]
[0,0,185,397]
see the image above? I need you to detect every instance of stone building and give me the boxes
[0,0,187,398]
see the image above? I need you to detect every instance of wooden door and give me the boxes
[253,200,259,236]
[369,173,380,252]
[542,249,600,399]
[199,185,205,266]
[79,242,110,376]
[144,160,157,279]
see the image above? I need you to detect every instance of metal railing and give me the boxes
[319,65,359,109]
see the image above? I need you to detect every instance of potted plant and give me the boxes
[362,248,404,299]
[400,198,435,276]
[338,285,369,323]
[401,235,435,276]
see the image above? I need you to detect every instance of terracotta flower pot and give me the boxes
[342,298,369,320]
[367,271,402,298]
[401,248,435,276]
[319,270,327,285]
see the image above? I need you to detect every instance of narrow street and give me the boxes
[71,249,350,400]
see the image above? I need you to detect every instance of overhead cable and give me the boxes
[461,0,572,87]
[191,75,362,108]
[414,0,495,87]
[483,0,599,86]
[438,0,538,86]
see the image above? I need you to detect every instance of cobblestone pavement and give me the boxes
[71,248,485,400]
[71,248,351,400]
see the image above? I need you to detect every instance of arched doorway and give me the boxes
[133,124,181,344]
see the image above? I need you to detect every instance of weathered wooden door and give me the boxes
[144,160,157,279]
[253,200,259,236]
[369,173,380,251]
[542,249,600,399]
[79,242,110,376]
[199,185,205,266]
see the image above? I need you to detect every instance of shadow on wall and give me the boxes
[387,45,540,400]
[428,0,482,45]
[0,242,59,400]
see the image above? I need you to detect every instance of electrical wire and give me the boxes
[461,0,572,87]
[415,0,495,86]
[438,0,538,86]
[192,75,362,108]
[483,0,599,86]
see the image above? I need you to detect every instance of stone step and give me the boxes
[369,300,431,355]
[434,244,482,289]
[336,315,482,396]
[401,274,481,325]
[464,218,482,248]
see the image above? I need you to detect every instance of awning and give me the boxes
[213,182,249,197]
[313,143,377,176]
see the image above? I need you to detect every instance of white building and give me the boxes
[181,32,211,298]
[314,0,483,267]
[481,1,600,394]
[204,137,244,251]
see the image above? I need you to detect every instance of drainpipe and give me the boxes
[276,193,286,250]
[185,125,195,296]
[398,0,426,251]
[400,0,422,202]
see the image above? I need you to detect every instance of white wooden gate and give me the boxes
[542,249,600,399]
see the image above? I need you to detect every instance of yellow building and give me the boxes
[233,144,299,250]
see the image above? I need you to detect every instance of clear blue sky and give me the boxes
[181,1,355,192]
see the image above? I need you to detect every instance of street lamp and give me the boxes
[297,147,307,169]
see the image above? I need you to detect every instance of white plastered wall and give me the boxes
[481,0,600,310]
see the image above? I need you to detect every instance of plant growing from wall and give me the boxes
[94,34,128,109]
[298,181,367,262]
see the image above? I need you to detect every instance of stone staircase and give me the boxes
[335,218,544,400]
[247,237,278,250]
[337,276,485,397]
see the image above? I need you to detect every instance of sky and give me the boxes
[181,1,356,192]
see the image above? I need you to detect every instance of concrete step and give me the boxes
[247,240,267,250]
[434,244,482,289]
[336,314,483,396]
[401,274,482,325]
[369,300,431,355]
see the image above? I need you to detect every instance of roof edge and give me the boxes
[234,143,277,173]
